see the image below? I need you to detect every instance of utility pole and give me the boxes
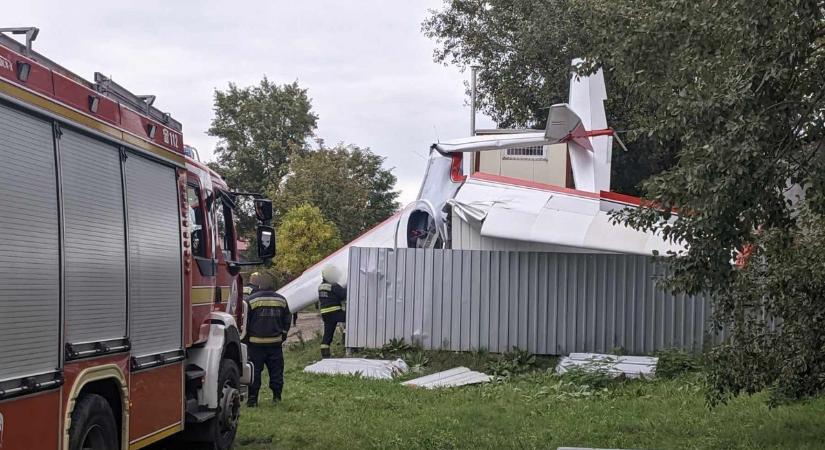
[469,66,480,174]
[470,66,478,136]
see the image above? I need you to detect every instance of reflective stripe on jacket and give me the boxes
[318,282,347,316]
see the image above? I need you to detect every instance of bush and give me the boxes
[655,348,702,379]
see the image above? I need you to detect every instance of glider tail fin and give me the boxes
[561,62,613,193]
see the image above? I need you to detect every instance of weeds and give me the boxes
[358,338,422,360]
[655,348,702,378]
[403,351,430,372]
[486,347,538,378]
[287,330,307,351]
[561,365,617,390]
[384,337,415,354]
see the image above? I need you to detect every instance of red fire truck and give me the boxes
[0,27,275,450]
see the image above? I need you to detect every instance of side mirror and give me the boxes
[254,198,273,223]
[257,225,276,261]
[226,262,241,277]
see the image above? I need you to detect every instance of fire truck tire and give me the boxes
[68,393,119,450]
[201,358,241,450]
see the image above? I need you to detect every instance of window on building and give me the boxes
[504,145,546,159]
[186,185,206,257]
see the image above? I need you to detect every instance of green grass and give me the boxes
[235,338,825,449]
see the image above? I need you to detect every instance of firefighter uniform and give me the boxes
[245,272,290,406]
[318,280,347,358]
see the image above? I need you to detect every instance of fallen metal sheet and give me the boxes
[402,367,492,389]
[303,358,408,380]
[555,353,658,379]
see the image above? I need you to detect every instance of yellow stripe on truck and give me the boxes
[190,287,214,305]
[190,286,232,305]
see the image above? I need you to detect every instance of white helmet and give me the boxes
[321,265,344,286]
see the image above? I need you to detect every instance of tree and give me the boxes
[207,79,318,194]
[575,0,825,404]
[427,0,825,405]
[706,207,825,406]
[422,0,678,195]
[271,143,400,243]
[274,204,343,282]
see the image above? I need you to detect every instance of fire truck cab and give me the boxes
[0,27,274,450]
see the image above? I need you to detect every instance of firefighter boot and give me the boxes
[273,391,282,404]
[321,345,331,359]
[247,397,258,408]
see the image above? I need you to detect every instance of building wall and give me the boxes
[477,143,568,185]
[346,247,717,355]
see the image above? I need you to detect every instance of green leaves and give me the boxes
[426,0,825,405]
[206,78,400,267]
[274,204,342,282]
[584,0,825,404]
[208,79,318,194]
[270,144,400,243]
[706,208,825,406]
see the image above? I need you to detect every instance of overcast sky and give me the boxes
[10,1,495,204]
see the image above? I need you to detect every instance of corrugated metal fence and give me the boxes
[345,247,715,355]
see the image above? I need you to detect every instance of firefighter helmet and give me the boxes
[321,265,344,286]
[249,271,275,290]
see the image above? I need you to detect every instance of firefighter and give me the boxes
[245,271,290,406]
[318,265,347,358]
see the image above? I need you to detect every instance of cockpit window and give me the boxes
[407,210,442,249]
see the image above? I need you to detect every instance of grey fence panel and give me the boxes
[347,248,715,355]
[365,247,379,349]
[345,249,359,346]
[431,251,443,349]
[386,248,397,343]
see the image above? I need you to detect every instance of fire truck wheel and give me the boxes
[206,359,241,450]
[68,393,119,450]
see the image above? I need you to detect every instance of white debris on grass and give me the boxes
[402,367,492,389]
[303,358,409,380]
[555,353,658,379]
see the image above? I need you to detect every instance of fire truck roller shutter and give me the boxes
[60,129,127,346]
[124,153,183,358]
[0,103,60,381]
